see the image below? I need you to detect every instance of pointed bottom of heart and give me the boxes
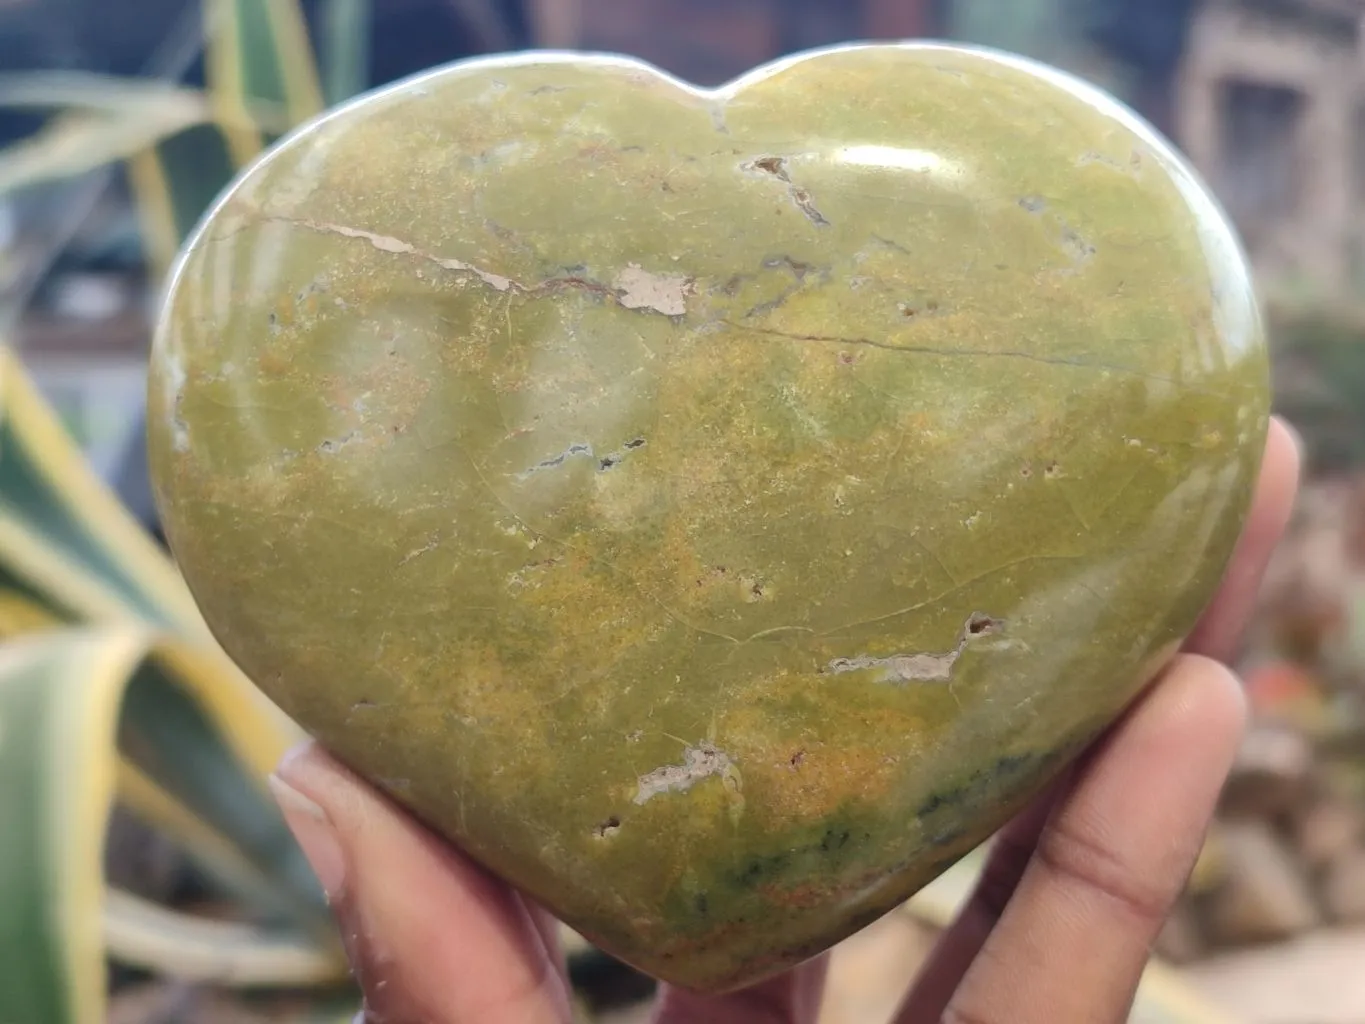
[414,738,1083,994]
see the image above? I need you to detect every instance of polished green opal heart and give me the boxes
[148,43,1269,992]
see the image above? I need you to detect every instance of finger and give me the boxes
[894,767,1074,1021]
[924,654,1246,1024]
[897,417,1296,1018]
[1184,416,1301,661]
[651,954,829,1024]
[270,742,573,1024]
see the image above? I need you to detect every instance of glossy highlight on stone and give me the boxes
[148,43,1270,991]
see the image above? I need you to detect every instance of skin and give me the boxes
[150,44,1273,989]
[267,419,1298,1023]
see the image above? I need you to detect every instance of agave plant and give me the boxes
[0,2,1245,1021]
[0,2,365,1020]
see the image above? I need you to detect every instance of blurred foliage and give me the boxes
[0,1,365,1021]
[0,343,355,1021]
[1269,301,1365,476]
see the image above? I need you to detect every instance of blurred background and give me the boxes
[2,1,1364,1022]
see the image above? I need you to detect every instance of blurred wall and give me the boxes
[574,0,936,85]
[1176,0,1365,298]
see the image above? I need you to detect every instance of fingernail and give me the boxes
[269,773,346,900]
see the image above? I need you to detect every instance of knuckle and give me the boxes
[1034,815,1177,928]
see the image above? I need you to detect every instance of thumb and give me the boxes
[270,742,573,1024]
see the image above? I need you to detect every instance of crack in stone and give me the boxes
[741,255,830,319]
[597,436,646,471]
[725,321,1187,383]
[743,155,829,226]
[285,218,694,315]
[634,742,734,804]
[1077,149,1143,176]
[826,612,1003,684]
[518,441,594,478]
[397,538,439,566]
[1059,225,1096,263]
[518,436,646,478]
[870,234,915,256]
[317,430,360,454]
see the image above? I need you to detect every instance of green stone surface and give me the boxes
[148,43,1269,992]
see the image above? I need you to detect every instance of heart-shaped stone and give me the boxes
[149,42,1268,992]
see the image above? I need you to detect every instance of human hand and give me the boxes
[268,417,1300,1024]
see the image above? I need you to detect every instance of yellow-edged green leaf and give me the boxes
[903,845,1237,1024]
[0,585,327,936]
[0,627,346,1024]
[0,111,209,197]
[0,511,142,624]
[0,541,335,946]
[126,126,241,276]
[125,0,328,272]
[135,124,240,264]
[103,889,339,987]
[0,347,202,630]
[115,759,308,926]
[0,71,290,130]
[0,410,329,938]
[117,641,332,934]
[0,72,212,118]
[0,72,288,199]
[0,350,302,754]
[127,0,327,272]
[0,630,151,1024]
[0,586,61,634]
[0,356,315,857]
[319,0,371,107]
[236,0,325,127]
[206,0,324,162]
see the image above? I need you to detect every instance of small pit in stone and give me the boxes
[696,565,728,587]
[598,437,646,471]
[898,299,940,319]
[967,613,1002,636]
[753,155,787,178]
[746,155,828,225]
[593,816,622,838]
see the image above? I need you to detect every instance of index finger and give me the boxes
[1183,415,1300,662]
[893,414,1299,1022]
[930,654,1248,1024]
